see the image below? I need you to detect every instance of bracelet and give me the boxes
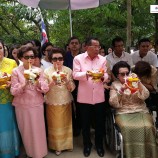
[117,89,123,95]
[117,90,122,95]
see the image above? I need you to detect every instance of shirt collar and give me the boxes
[84,51,99,60]
[138,50,148,58]
[112,51,125,58]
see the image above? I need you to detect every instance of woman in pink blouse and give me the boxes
[11,46,49,158]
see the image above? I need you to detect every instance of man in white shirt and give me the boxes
[131,38,158,67]
[106,37,133,70]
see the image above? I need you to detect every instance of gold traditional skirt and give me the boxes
[46,103,73,151]
[116,112,158,158]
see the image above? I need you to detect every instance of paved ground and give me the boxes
[20,131,116,158]
[46,135,116,158]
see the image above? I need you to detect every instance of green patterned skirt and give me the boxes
[116,112,158,158]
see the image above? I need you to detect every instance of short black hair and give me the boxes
[112,36,124,47]
[41,42,53,55]
[85,37,100,46]
[138,38,150,46]
[35,52,42,59]
[9,44,21,59]
[67,36,80,45]
[23,40,35,47]
[112,61,131,78]
[0,39,5,56]
[33,39,41,48]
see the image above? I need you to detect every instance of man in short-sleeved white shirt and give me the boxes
[106,37,133,70]
[131,38,158,67]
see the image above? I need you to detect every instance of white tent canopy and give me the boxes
[18,0,114,36]
[18,0,113,10]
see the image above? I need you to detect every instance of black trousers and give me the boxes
[71,81,81,133]
[79,102,105,148]
[72,92,81,132]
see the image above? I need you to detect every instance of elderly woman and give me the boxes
[44,47,75,156]
[10,46,49,158]
[109,61,158,158]
[0,40,20,158]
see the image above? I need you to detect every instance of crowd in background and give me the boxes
[0,36,158,158]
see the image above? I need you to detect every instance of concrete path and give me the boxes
[19,132,116,158]
[46,134,116,158]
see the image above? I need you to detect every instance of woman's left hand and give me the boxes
[66,81,72,91]
[62,76,68,83]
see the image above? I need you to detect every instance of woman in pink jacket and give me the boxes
[11,46,49,158]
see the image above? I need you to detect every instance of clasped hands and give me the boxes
[49,75,69,87]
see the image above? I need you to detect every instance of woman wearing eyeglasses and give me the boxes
[10,46,49,158]
[44,47,75,156]
[0,40,20,158]
[109,61,158,158]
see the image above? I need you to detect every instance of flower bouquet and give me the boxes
[0,71,11,89]
[124,73,139,94]
[24,69,40,84]
[52,71,67,85]
[88,68,104,82]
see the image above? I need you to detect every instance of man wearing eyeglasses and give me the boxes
[106,36,133,70]
[73,37,108,157]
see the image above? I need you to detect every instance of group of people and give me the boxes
[0,36,158,158]
[0,41,75,158]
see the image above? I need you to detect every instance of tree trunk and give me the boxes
[155,0,158,42]
[126,0,132,52]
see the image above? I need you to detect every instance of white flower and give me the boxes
[124,88,131,95]
[24,69,39,81]
[31,69,40,74]
[132,82,138,88]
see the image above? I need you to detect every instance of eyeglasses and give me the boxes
[119,72,130,76]
[89,45,101,49]
[52,57,63,62]
[23,56,35,60]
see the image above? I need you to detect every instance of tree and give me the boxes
[0,0,156,50]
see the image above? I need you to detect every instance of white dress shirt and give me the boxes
[131,50,158,67]
[106,51,133,70]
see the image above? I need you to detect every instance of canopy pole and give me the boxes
[69,6,73,37]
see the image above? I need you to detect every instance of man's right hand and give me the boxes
[86,71,92,77]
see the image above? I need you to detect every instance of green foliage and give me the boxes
[0,0,41,46]
[49,0,155,48]
[0,0,156,50]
